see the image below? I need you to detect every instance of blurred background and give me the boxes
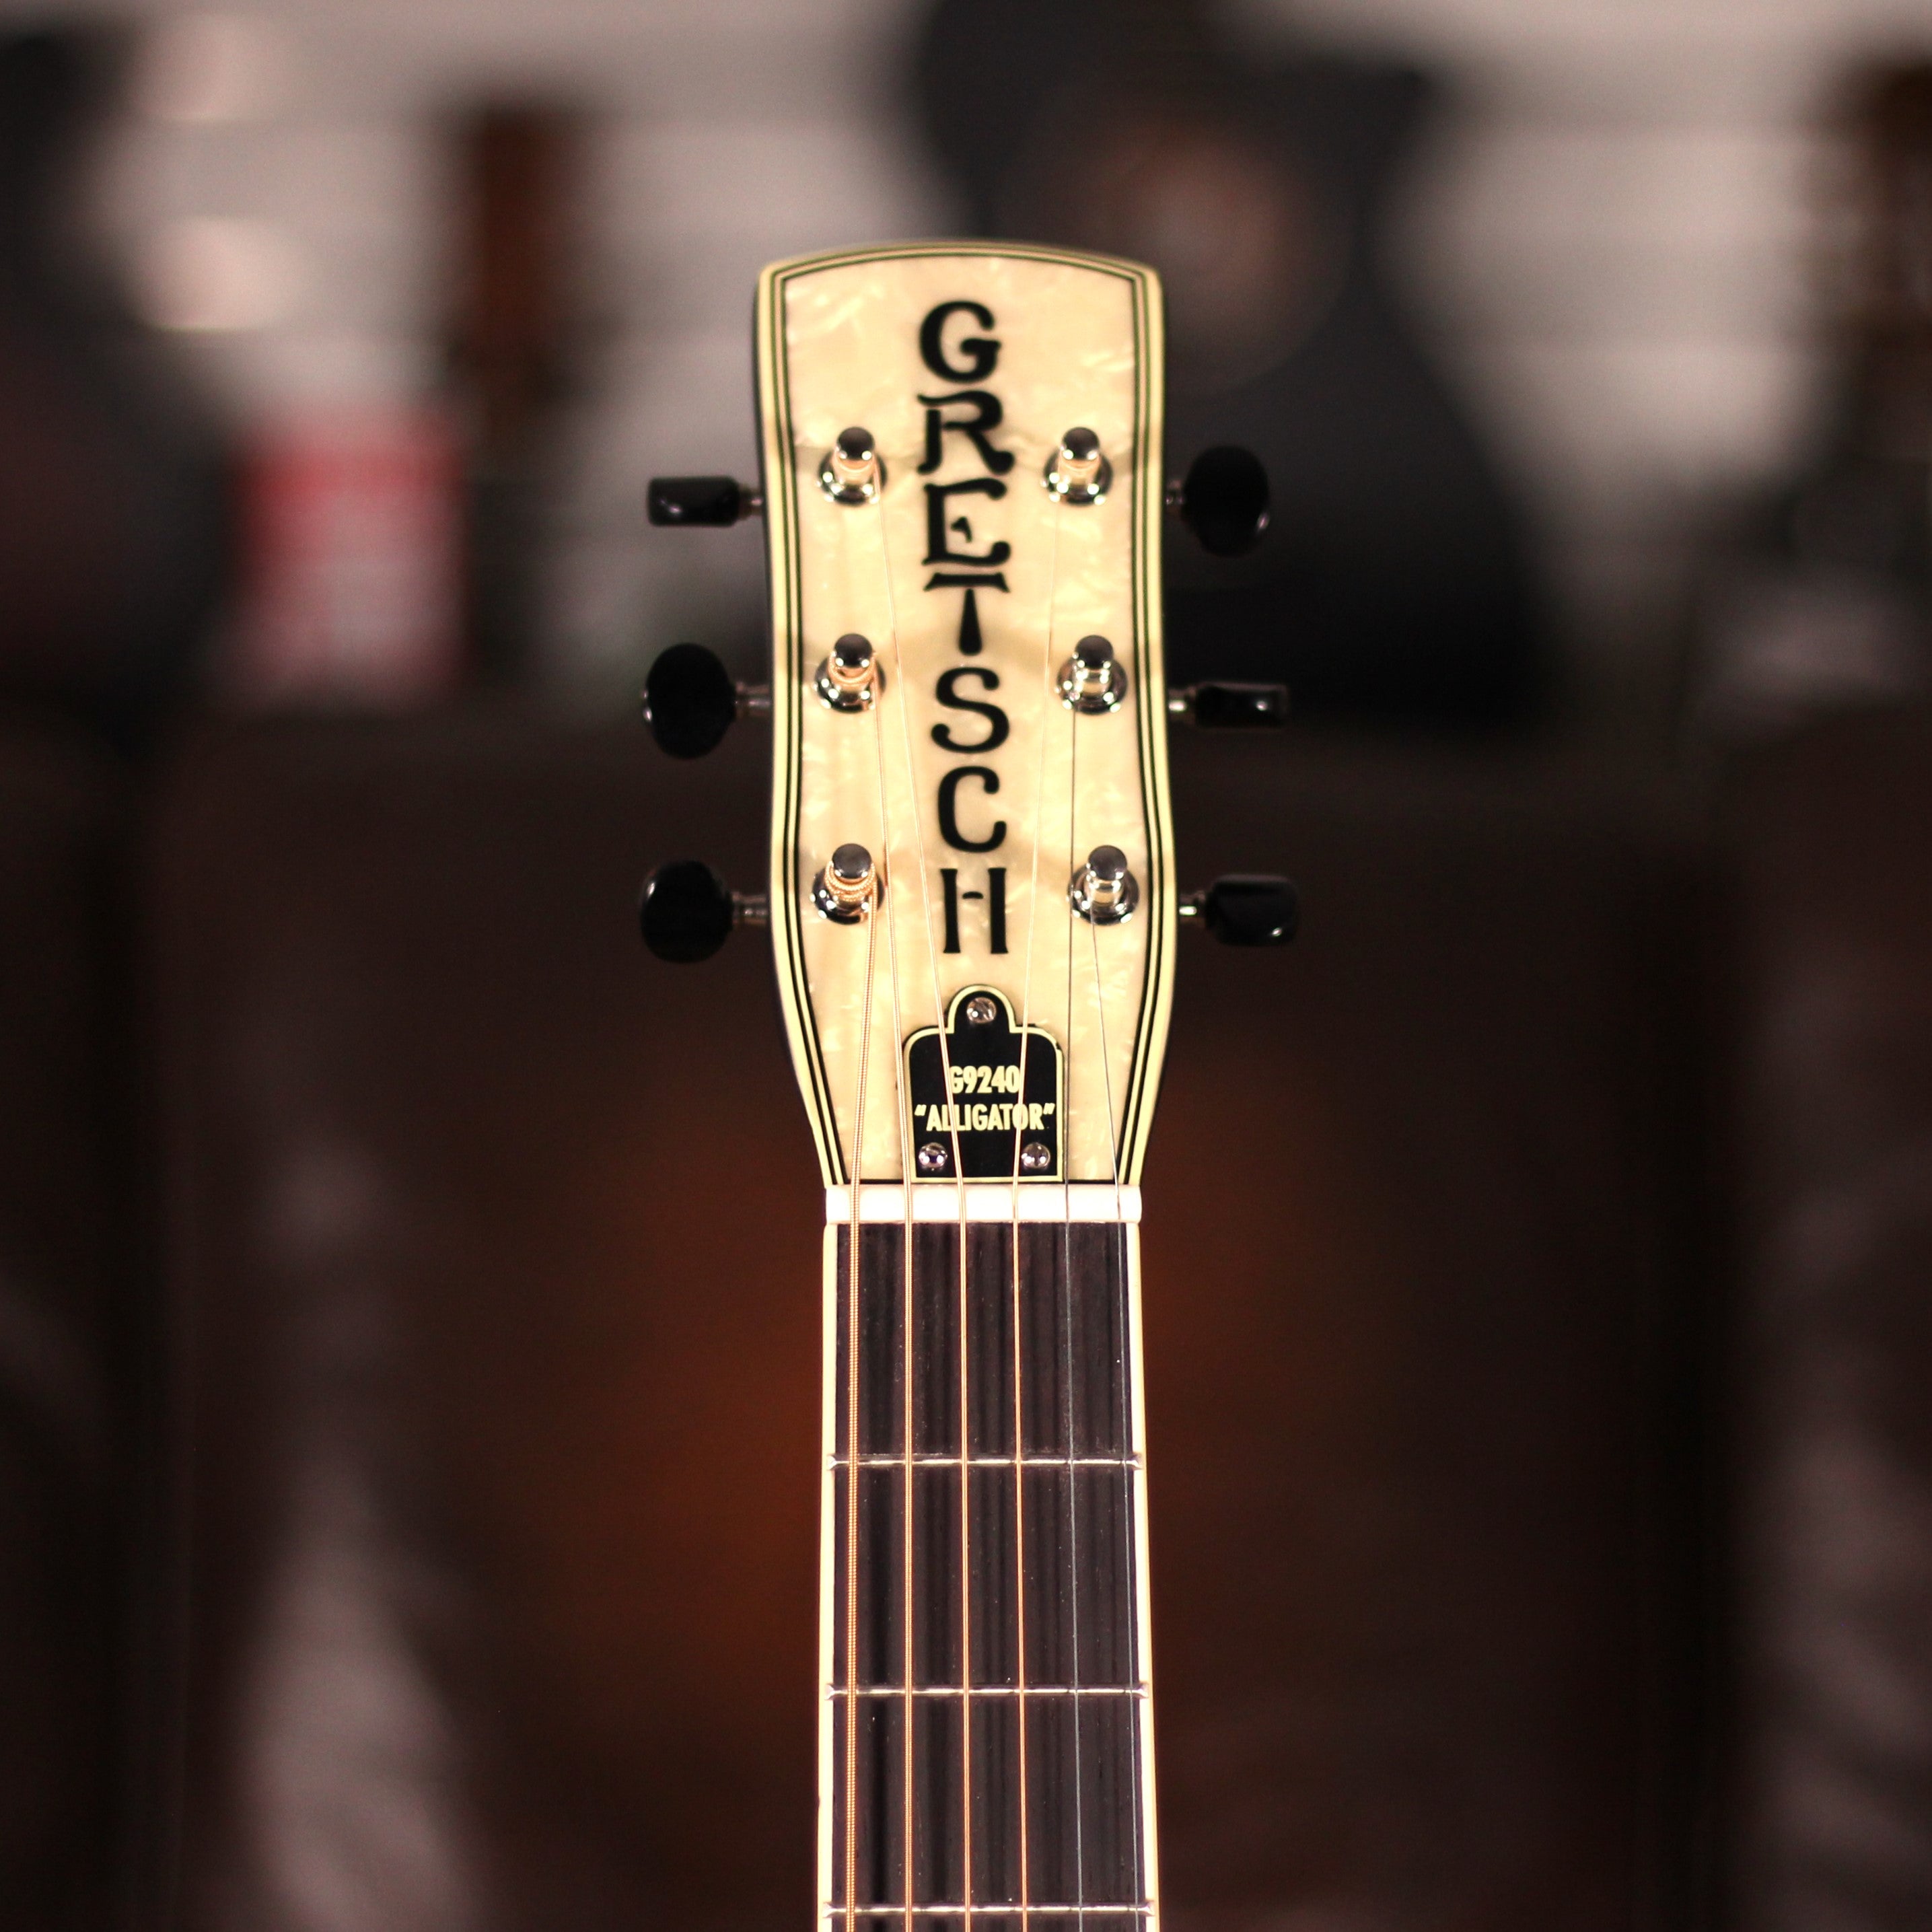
[4,0,1932,1928]
[2,0,1930,744]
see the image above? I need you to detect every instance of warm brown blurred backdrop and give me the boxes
[3,2,1932,1930]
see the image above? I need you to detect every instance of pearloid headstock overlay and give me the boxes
[756,244,1174,1188]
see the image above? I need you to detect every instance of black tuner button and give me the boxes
[1168,445,1270,557]
[1179,875,1299,947]
[639,860,768,964]
[644,644,733,758]
[647,475,762,527]
[641,644,770,758]
[1168,681,1289,727]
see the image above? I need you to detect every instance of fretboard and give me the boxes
[821,1208,1156,1932]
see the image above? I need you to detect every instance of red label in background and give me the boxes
[232,409,462,705]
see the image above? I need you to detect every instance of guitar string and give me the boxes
[861,573,917,1932]
[845,863,882,1932]
[1005,488,1067,1932]
[871,491,974,1919]
[1087,888,1135,1921]
[1060,662,1087,1922]
[1080,405,1139,1917]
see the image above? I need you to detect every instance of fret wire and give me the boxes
[834,1454,1142,1469]
[826,1685,1147,1698]
[825,1908,1151,1918]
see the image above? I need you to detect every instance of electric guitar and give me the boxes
[639,242,1293,1932]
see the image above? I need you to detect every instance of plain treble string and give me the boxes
[845,866,880,1932]
[1007,484,1067,1932]
[859,559,917,1932]
[1061,615,1088,1919]
[871,487,974,1917]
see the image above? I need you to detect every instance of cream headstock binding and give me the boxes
[640,243,1293,1932]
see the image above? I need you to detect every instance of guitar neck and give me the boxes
[822,1190,1157,1930]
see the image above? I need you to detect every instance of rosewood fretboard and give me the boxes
[824,1217,1154,1932]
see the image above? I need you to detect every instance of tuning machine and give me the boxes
[816,633,881,711]
[647,476,762,526]
[641,644,771,758]
[820,427,886,505]
[1178,875,1299,946]
[1046,427,1111,505]
[1069,845,1139,925]
[811,843,879,923]
[639,861,768,963]
[1059,635,1126,713]
[1167,445,1270,557]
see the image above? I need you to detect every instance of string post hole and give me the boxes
[1069,844,1139,925]
[1045,425,1112,504]
[820,426,885,504]
[812,843,878,923]
[1059,634,1127,713]
[816,632,880,711]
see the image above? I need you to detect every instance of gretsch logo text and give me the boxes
[919,299,1013,958]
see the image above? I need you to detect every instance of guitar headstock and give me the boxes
[641,242,1292,1192]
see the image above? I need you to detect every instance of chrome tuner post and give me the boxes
[1167,445,1270,557]
[646,476,762,526]
[815,633,882,711]
[640,861,767,963]
[819,427,885,504]
[1166,681,1289,727]
[1177,875,1299,946]
[1069,845,1139,925]
[1058,635,1127,713]
[1045,426,1111,504]
[641,643,771,758]
[812,843,878,923]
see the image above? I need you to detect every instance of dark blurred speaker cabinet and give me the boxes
[1727,715,1932,1932]
[153,718,1712,1930]
[0,727,136,1932]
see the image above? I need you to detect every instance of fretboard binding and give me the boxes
[824,1684,1146,1699]
[833,1455,1143,1470]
